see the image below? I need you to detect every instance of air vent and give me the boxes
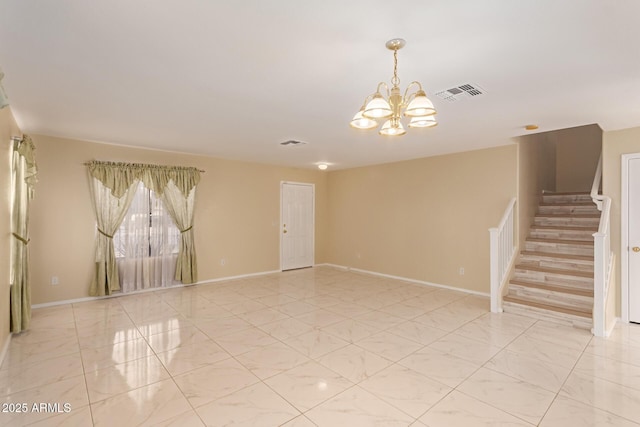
[280,140,307,146]
[435,83,485,102]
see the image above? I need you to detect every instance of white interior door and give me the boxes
[281,182,314,271]
[628,158,640,323]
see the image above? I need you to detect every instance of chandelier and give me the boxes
[350,39,437,136]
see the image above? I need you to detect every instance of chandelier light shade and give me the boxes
[404,90,436,117]
[349,109,379,130]
[380,119,406,136]
[350,39,437,136]
[363,94,393,119]
[408,115,438,128]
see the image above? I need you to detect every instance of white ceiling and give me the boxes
[1,0,639,170]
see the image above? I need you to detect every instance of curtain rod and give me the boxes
[83,161,205,173]
[11,136,23,142]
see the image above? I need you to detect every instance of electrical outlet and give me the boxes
[356,252,362,259]
[51,276,59,285]
[459,267,465,275]
[220,258,226,266]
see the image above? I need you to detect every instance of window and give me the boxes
[113,181,180,292]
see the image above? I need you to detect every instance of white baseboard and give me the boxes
[32,295,114,309]
[322,263,490,297]
[0,333,11,368]
[606,317,620,337]
[196,269,281,286]
[32,268,283,309]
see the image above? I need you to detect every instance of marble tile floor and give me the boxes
[1,266,639,426]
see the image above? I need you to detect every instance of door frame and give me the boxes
[621,153,640,323]
[279,181,315,271]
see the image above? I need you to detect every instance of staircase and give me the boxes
[503,192,600,329]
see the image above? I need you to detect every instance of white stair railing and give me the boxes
[489,198,517,313]
[592,198,612,337]
[591,153,613,337]
[591,152,604,211]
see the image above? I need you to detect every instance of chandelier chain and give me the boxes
[391,49,400,87]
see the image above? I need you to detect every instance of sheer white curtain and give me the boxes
[114,181,181,292]
[88,176,138,296]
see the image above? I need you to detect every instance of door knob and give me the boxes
[283,230,287,234]
[633,247,640,252]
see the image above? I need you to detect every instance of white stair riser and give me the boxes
[538,205,600,215]
[530,229,595,241]
[508,285,593,309]
[525,241,594,256]
[519,256,594,273]
[502,301,592,329]
[534,217,600,227]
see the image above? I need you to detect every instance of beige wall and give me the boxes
[29,135,328,304]
[0,108,21,353]
[555,124,602,193]
[326,145,518,294]
[516,133,557,246]
[23,123,606,305]
[602,126,640,315]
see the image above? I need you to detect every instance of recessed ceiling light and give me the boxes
[317,163,328,170]
[525,124,539,131]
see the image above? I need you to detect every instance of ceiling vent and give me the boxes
[280,140,307,146]
[435,83,485,102]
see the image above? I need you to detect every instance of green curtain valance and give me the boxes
[86,160,202,198]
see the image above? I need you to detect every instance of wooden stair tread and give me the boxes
[530,225,598,231]
[539,202,597,207]
[509,279,594,297]
[535,213,600,218]
[515,263,593,278]
[520,250,594,261]
[543,191,590,195]
[503,295,592,318]
[526,237,594,246]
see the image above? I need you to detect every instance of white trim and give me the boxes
[489,197,517,313]
[280,181,315,271]
[0,334,11,368]
[195,269,281,285]
[32,295,113,308]
[621,153,640,323]
[322,263,490,297]
[606,317,620,337]
[32,269,282,309]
